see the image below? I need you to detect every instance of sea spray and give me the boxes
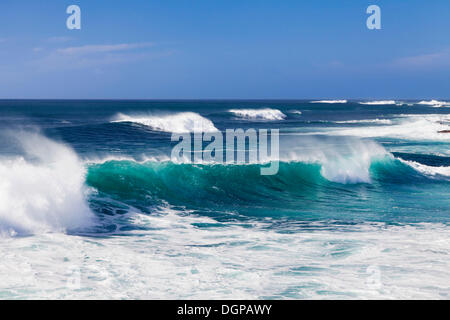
[0,131,95,235]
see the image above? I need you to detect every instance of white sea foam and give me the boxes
[311,100,347,104]
[0,132,95,236]
[228,108,287,121]
[359,100,397,105]
[290,110,303,115]
[0,214,448,299]
[112,112,219,133]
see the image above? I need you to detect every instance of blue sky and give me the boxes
[0,0,449,99]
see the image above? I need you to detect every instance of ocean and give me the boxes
[0,99,449,299]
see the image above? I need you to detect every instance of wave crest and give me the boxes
[334,119,393,124]
[417,100,450,107]
[86,154,441,216]
[228,108,286,121]
[398,159,450,178]
[359,100,397,105]
[311,115,450,141]
[112,112,218,133]
[311,100,347,104]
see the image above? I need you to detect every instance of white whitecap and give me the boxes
[399,159,450,178]
[112,112,218,133]
[307,115,450,141]
[359,100,397,105]
[228,108,286,121]
[334,119,393,125]
[417,100,450,107]
[310,100,347,104]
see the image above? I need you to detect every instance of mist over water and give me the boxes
[0,131,95,236]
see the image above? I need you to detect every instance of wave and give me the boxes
[0,132,95,236]
[112,112,219,133]
[310,100,347,104]
[84,138,390,217]
[85,152,448,217]
[417,100,450,107]
[311,115,450,141]
[289,110,303,115]
[398,159,450,178]
[359,100,397,105]
[1,132,446,236]
[228,108,286,121]
[83,154,171,166]
[334,119,393,125]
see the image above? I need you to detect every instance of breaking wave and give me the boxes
[334,119,393,125]
[85,154,448,218]
[1,132,447,236]
[112,112,219,133]
[310,100,347,104]
[417,100,450,107]
[228,108,287,121]
[0,132,95,236]
[359,100,397,105]
[312,115,450,141]
[398,159,450,178]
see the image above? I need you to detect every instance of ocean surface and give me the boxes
[0,99,449,299]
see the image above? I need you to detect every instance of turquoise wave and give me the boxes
[85,158,450,223]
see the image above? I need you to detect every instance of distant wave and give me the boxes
[359,100,397,105]
[334,119,393,125]
[0,132,95,236]
[112,112,218,133]
[417,100,450,107]
[310,115,450,141]
[228,108,286,121]
[310,100,347,104]
[289,110,303,115]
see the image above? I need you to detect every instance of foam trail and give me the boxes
[0,132,95,236]
[311,100,347,104]
[228,108,286,121]
[0,220,448,299]
[112,112,218,133]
